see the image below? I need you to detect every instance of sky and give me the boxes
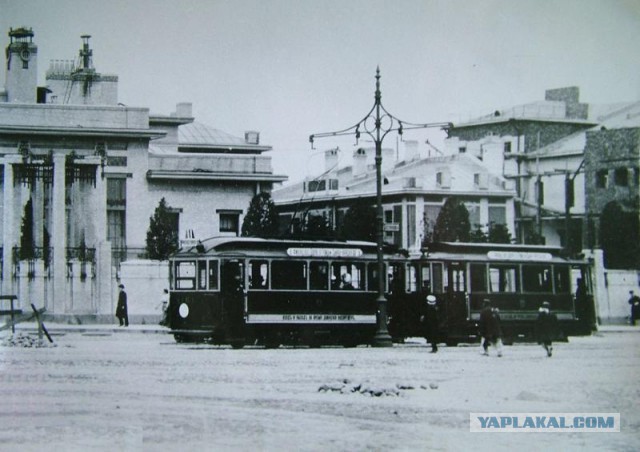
[1,0,639,183]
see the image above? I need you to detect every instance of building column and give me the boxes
[479,198,489,233]
[52,154,67,313]
[2,158,18,296]
[93,165,112,318]
[415,196,424,251]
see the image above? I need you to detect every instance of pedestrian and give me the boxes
[479,299,503,357]
[159,288,169,327]
[629,290,640,326]
[421,294,439,353]
[115,284,129,327]
[535,301,559,357]
[340,273,354,290]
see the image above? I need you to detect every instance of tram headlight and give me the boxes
[178,303,190,319]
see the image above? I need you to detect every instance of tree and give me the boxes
[241,192,279,238]
[19,197,35,259]
[469,225,488,243]
[433,197,470,242]
[340,198,377,242]
[488,223,512,244]
[146,198,179,260]
[302,214,333,239]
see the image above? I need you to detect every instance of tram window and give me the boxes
[489,265,518,293]
[272,261,307,290]
[407,265,419,293]
[522,265,553,293]
[208,260,219,290]
[310,261,329,290]
[175,261,196,290]
[388,264,405,294]
[448,266,466,293]
[331,262,364,290]
[470,264,487,292]
[431,263,444,294]
[249,261,268,289]
[198,260,207,290]
[555,265,571,294]
[367,263,380,292]
[421,265,432,293]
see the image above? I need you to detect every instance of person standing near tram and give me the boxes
[479,299,503,357]
[421,295,439,353]
[535,301,559,357]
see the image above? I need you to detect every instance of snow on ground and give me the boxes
[0,328,638,451]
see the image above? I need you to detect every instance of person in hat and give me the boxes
[628,290,640,326]
[115,284,129,327]
[421,295,440,353]
[535,301,558,357]
[479,299,503,357]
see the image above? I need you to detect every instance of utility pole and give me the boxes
[310,68,450,347]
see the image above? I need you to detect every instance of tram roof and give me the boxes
[419,242,588,264]
[172,236,385,258]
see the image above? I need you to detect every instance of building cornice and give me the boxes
[0,125,165,139]
[146,170,288,183]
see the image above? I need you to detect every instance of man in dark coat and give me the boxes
[479,299,503,357]
[421,295,439,353]
[115,284,128,327]
[628,291,640,326]
[535,301,558,357]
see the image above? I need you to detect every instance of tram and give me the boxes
[386,242,595,345]
[167,237,394,348]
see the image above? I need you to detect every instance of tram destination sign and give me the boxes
[487,251,553,261]
[287,247,363,258]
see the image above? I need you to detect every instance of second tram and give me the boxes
[387,242,595,344]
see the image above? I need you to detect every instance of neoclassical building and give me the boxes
[0,27,286,321]
[272,140,516,252]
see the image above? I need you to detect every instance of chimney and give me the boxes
[353,148,367,177]
[175,102,193,117]
[245,131,260,145]
[5,27,38,103]
[324,147,339,172]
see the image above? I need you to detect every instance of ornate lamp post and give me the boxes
[310,67,450,346]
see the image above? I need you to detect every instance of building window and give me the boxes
[219,212,240,234]
[596,170,608,188]
[503,142,512,153]
[107,211,126,249]
[614,168,628,187]
[107,178,126,250]
[634,167,639,186]
[458,146,467,154]
[488,206,506,226]
[307,180,326,192]
[328,179,339,190]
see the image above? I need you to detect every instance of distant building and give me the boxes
[0,27,286,320]
[271,141,516,252]
[445,86,639,256]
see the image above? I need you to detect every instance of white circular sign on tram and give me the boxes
[179,303,190,319]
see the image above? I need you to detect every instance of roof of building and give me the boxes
[272,152,514,205]
[179,122,248,147]
[526,101,640,158]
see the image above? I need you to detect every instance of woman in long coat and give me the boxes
[535,301,558,357]
[116,284,129,327]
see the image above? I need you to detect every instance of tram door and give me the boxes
[221,260,246,338]
[444,262,468,332]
